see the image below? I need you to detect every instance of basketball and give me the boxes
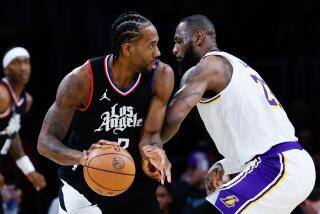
[83,144,136,197]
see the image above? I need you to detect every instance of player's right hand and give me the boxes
[141,159,162,182]
[142,145,171,184]
[80,139,119,165]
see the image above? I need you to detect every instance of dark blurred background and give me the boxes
[1,0,320,213]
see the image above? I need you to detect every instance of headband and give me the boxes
[2,47,30,68]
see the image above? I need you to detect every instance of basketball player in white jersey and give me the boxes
[143,15,316,213]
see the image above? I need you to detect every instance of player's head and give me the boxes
[111,12,160,72]
[2,47,31,85]
[173,15,216,74]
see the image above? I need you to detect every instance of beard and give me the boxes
[178,42,199,76]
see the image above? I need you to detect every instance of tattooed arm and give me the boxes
[161,56,231,143]
[161,64,207,143]
[37,62,91,165]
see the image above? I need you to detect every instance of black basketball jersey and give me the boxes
[58,55,160,204]
[0,78,27,155]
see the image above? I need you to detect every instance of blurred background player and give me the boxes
[155,184,174,214]
[292,186,320,214]
[173,151,208,213]
[1,184,22,214]
[0,47,47,213]
[37,12,173,214]
[144,14,316,213]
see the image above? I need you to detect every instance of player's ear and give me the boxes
[194,30,205,46]
[121,42,131,57]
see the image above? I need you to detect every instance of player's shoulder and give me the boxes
[180,58,221,86]
[0,84,11,113]
[196,54,232,80]
[0,83,9,96]
[57,61,92,102]
[73,60,91,77]
[156,61,174,77]
[152,61,174,97]
[200,54,227,71]
[62,61,91,86]
[0,83,10,102]
[25,92,33,112]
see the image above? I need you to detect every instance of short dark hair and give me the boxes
[111,12,152,61]
[180,14,216,41]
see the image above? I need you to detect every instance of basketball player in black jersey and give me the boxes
[37,12,174,214]
[0,47,47,212]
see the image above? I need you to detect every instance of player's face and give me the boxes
[131,25,161,72]
[4,56,31,85]
[173,22,191,62]
[173,22,198,75]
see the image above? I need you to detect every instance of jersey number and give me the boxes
[250,74,281,108]
[117,138,129,149]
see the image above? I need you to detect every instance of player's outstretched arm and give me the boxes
[139,62,174,183]
[161,63,208,143]
[37,62,91,166]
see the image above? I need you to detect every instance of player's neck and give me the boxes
[109,56,139,89]
[5,77,24,99]
[198,43,218,59]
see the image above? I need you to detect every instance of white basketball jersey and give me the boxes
[196,51,297,174]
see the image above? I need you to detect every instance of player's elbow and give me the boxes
[37,135,47,156]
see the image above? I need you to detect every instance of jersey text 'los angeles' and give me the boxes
[58,55,158,202]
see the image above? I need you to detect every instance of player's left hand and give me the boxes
[142,145,171,184]
[26,171,47,191]
[204,163,224,195]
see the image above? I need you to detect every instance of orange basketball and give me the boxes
[83,144,135,196]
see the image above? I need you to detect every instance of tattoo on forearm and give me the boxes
[42,109,75,157]
[43,108,72,140]
[46,121,68,140]
[173,90,202,109]
[46,139,67,154]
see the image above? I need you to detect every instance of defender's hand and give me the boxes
[204,163,224,195]
[26,171,47,191]
[142,159,162,182]
[142,145,171,184]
